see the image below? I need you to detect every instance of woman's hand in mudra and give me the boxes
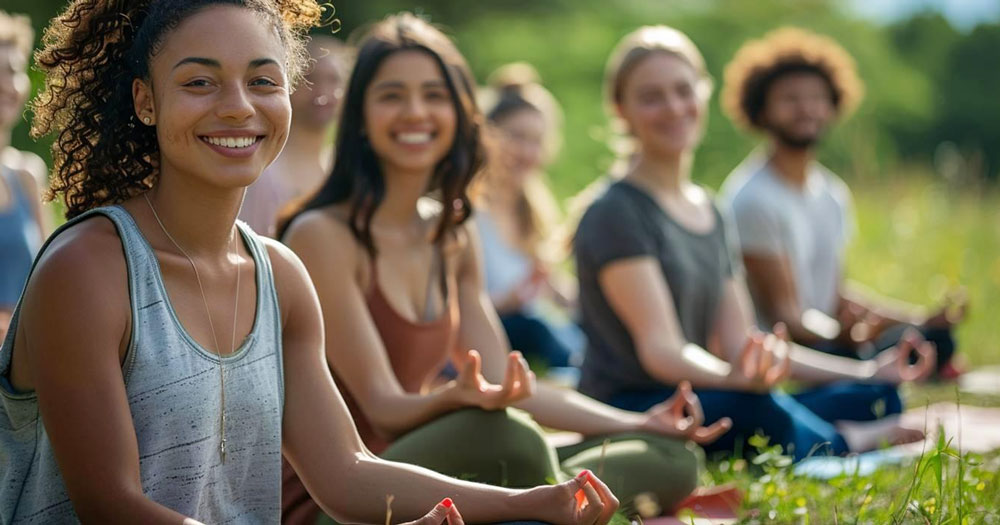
[447,349,535,410]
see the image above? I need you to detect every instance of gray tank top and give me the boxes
[0,205,284,524]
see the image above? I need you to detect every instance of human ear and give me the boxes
[132,78,156,126]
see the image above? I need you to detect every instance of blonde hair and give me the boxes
[604,25,713,111]
[0,10,33,58]
[601,25,713,162]
[720,27,864,131]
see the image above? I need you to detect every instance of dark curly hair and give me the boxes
[30,0,323,219]
[278,13,485,256]
[721,27,864,131]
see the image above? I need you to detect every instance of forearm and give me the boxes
[787,343,877,384]
[841,284,926,326]
[365,386,466,438]
[646,342,739,390]
[72,490,204,525]
[319,452,531,524]
[787,310,839,345]
[516,382,645,435]
[756,297,838,346]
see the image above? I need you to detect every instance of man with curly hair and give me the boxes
[718,27,965,378]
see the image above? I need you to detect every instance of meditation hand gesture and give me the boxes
[402,498,464,525]
[641,381,732,444]
[732,324,792,392]
[872,330,936,384]
[520,470,619,525]
[450,350,535,410]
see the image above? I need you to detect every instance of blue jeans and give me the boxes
[501,312,580,368]
[609,382,902,461]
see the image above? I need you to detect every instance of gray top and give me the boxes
[574,181,738,402]
[719,151,853,326]
[0,205,284,524]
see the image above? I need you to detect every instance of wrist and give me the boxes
[617,410,649,433]
[437,381,473,411]
[509,486,557,523]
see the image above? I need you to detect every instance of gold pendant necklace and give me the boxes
[144,192,240,463]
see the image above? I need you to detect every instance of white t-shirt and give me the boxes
[719,151,855,326]
[475,209,533,303]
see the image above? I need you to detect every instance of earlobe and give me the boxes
[132,78,155,126]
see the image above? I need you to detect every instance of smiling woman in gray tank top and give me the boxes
[0,2,619,524]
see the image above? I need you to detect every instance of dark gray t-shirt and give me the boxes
[574,180,738,402]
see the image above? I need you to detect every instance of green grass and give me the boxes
[699,428,1000,524]
[691,175,999,524]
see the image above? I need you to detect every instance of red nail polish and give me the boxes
[576,469,591,479]
[441,497,453,508]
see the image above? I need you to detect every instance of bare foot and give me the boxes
[836,416,925,452]
[888,425,925,446]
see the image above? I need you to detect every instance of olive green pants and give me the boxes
[380,408,702,512]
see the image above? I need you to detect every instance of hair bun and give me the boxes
[487,62,541,95]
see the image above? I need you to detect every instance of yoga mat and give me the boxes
[796,402,1000,479]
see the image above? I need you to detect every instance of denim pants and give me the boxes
[608,382,902,461]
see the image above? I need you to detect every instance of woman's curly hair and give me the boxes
[720,27,864,131]
[30,0,323,218]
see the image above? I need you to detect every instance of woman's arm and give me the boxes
[455,224,730,442]
[17,219,203,524]
[717,278,934,385]
[269,238,618,524]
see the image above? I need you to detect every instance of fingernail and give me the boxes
[441,497,453,508]
[576,469,591,479]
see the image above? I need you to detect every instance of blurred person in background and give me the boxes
[473,62,584,378]
[239,34,351,237]
[718,27,967,379]
[574,25,934,463]
[0,11,48,341]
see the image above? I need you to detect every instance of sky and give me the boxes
[847,0,1000,30]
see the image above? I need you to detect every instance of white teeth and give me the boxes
[397,132,432,145]
[204,136,258,148]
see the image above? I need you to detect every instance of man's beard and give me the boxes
[767,123,823,150]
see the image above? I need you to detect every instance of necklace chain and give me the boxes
[144,192,240,463]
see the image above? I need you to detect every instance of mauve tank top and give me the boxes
[282,245,458,524]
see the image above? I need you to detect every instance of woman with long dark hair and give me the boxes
[281,13,729,521]
[0,2,616,523]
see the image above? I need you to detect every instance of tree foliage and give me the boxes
[6,0,998,188]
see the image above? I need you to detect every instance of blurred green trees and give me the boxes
[5,0,999,190]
